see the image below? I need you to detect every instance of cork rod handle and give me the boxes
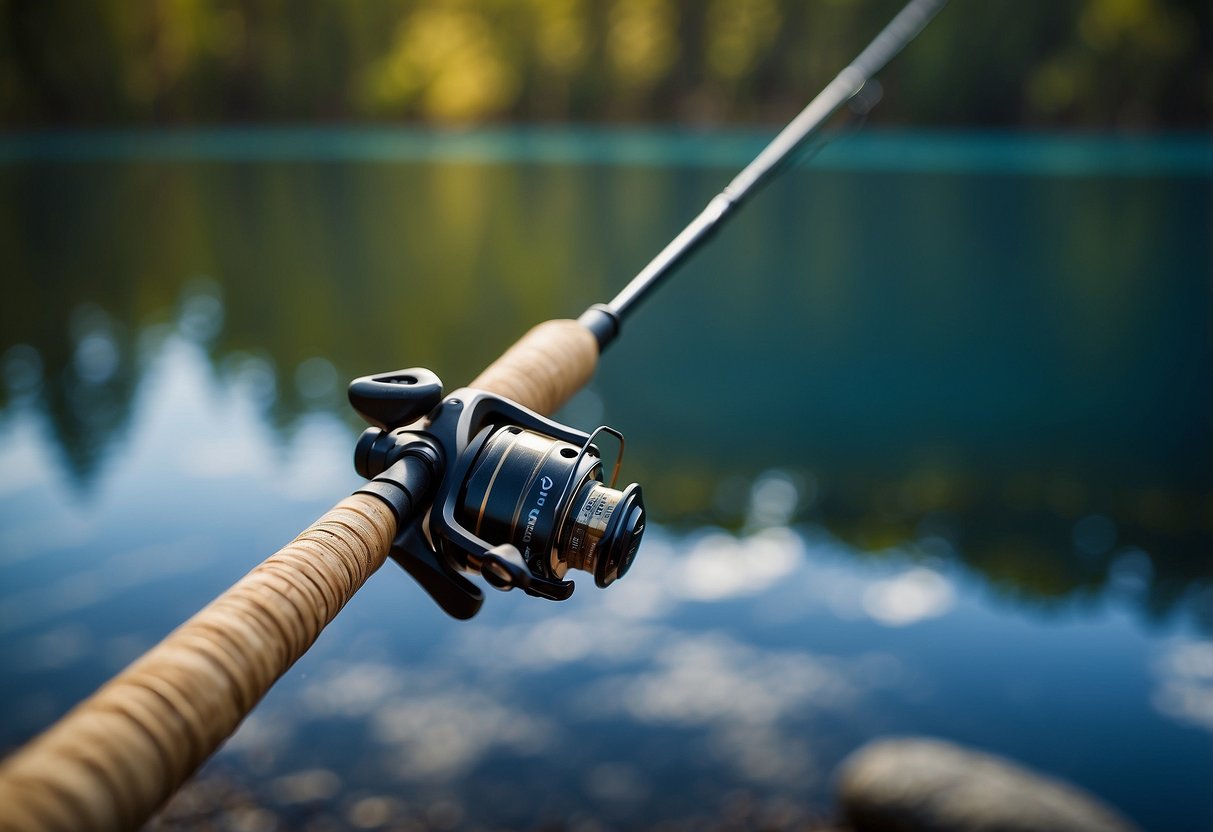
[0,495,398,832]
[0,319,599,832]
[470,319,599,414]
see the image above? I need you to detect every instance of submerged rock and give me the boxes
[836,737,1138,832]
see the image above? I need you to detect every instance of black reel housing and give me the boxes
[348,368,645,619]
[462,426,644,588]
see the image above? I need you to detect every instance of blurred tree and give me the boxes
[0,0,1207,127]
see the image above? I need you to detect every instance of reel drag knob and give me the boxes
[566,481,644,587]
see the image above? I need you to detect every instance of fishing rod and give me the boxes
[345,0,948,621]
[585,0,948,338]
[0,1,947,828]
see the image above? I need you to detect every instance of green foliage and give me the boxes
[0,0,1207,127]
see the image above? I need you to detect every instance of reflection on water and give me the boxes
[1154,641,1213,734]
[0,131,1210,829]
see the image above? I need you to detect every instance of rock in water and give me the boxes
[836,737,1138,832]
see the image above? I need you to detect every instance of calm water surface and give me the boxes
[0,129,1210,830]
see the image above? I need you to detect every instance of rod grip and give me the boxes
[0,494,396,832]
[0,319,599,831]
[470,319,599,415]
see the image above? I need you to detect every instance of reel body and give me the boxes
[348,369,645,619]
[462,426,643,589]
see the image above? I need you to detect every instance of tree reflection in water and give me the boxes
[2,136,1206,625]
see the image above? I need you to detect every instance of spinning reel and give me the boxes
[348,369,645,619]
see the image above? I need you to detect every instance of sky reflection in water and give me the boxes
[0,132,1210,830]
[1,336,1208,830]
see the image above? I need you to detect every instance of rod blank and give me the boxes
[601,0,949,329]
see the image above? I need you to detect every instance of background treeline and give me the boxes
[0,0,1208,129]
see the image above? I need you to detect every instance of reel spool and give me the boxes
[461,426,644,588]
[348,368,645,618]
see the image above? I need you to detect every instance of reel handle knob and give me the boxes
[348,368,443,430]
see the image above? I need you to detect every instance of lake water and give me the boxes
[0,129,1210,830]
